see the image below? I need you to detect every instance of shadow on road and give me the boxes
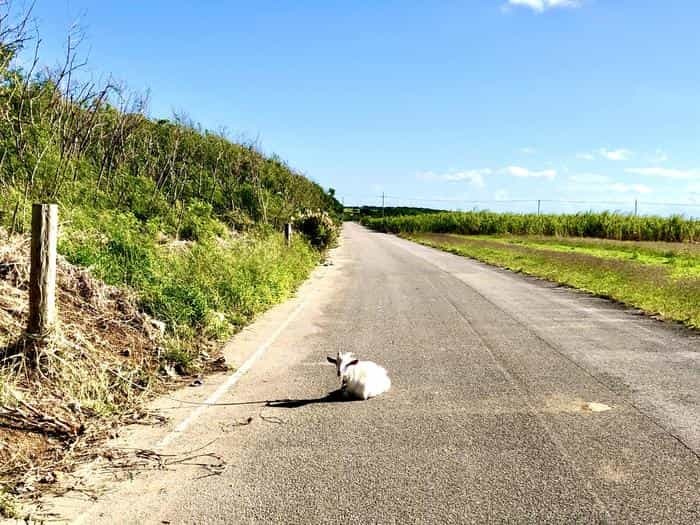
[265,389,357,409]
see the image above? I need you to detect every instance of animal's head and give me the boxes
[326,351,359,377]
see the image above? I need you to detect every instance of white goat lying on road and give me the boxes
[326,352,391,400]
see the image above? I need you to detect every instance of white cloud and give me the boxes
[578,148,669,163]
[577,148,633,161]
[608,183,652,194]
[567,173,652,195]
[625,167,700,180]
[568,173,609,184]
[505,0,582,13]
[419,164,560,186]
[519,147,536,154]
[503,165,557,179]
[416,169,490,188]
[599,148,632,161]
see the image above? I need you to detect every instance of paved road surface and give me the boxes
[61,223,699,524]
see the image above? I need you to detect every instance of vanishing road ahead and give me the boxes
[64,223,698,524]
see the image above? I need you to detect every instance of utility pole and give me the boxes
[634,199,638,217]
[382,192,385,221]
[537,199,541,216]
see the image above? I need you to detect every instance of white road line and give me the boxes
[156,298,309,449]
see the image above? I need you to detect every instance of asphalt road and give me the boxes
[61,223,699,524]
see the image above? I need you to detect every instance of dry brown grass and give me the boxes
[0,228,173,510]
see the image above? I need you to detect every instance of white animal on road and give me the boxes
[326,351,391,400]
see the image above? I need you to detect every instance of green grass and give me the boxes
[407,233,700,329]
[58,206,320,360]
[464,235,700,279]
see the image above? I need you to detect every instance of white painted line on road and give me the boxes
[156,298,309,449]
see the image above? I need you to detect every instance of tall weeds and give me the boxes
[362,210,699,243]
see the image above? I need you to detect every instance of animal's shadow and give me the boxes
[265,389,358,409]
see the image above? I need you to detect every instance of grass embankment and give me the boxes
[0,217,328,516]
[60,208,321,359]
[0,214,332,520]
[407,233,700,329]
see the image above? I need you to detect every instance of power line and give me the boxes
[641,201,700,208]
[345,194,700,208]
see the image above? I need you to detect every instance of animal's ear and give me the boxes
[326,356,337,364]
[347,359,359,367]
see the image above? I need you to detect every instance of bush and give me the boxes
[178,200,226,241]
[293,210,339,250]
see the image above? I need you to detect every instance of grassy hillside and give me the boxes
[0,7,341,347]
[0,6,340,513]
[362,210,699,243]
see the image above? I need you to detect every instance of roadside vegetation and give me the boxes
[362,212,699,329]
[58,208,323,349]
[410,233,699,329]
[0,5,340,515]
[362,210,699,242]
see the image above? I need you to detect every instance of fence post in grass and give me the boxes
[27,203,58,341]
[284,222,292,246]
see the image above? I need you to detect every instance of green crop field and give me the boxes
[362,210,699,243]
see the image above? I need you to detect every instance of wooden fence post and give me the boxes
[27,203,58,340]
[284,223,292,246]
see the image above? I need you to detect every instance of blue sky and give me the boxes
[22,0,700,216]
